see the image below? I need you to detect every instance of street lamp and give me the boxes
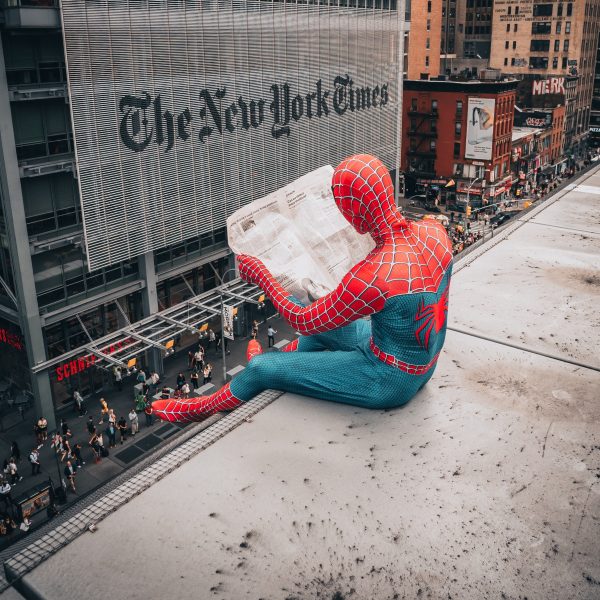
[465,176,482,216]
[213,267,238,385]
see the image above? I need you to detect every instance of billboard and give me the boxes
[60,0,401,271]
[465,97,495,161]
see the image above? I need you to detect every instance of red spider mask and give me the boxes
[331,154,406,236]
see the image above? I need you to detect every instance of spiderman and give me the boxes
[153,154,453,422]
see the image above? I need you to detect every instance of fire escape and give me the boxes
[406,100,438,178]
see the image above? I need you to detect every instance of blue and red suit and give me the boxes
[153,155,453,421]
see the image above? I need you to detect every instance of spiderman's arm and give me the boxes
[237,254,387,335]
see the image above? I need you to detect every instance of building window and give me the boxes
[512,41,516,50]
[564,39,569,52]
[456,100,463,115]
[411,98,417,110]
[425,56,429,67]
[562,57,568,69]
[514,24,518,32]
[426,19,431,31]
[557,3,563,16]
[554,39,560,52]
[511,57,516,66]
[427,0,431,12]
[431,99,438,112]
[531,40,550,51]
[515,6,519,14]
[553,57,558,68]
[430,140,436,151]
[455,122,462,135]
[426,38,430,49]
[532,22,551,35]
[556,22,561,34]
[506,23,510,32]
[410,118,417,132]
[505,41,509,50]
[507,6,511,15]
[533,4,553,17]
[504,57,508,66]
[566,2,572,16]
[565,22,571,34]
[453,143,461,158]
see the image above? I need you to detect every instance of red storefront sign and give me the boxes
[456,182,482,194]
[0,327,24,351]
[55,338,133,381]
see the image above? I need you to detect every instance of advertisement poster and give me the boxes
[222,305,234,341]
[465,97,496,160]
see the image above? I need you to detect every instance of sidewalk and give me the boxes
[0,313,298,549]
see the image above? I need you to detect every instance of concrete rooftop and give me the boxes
[3,167,600,600]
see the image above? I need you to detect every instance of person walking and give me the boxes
[9,441,20,463]
[0,480,12,512]
[136,369,147,385]
[106,421,117,448]
[60,419,72,438]
[208,329,216,352]
[107,408,117,428]
[72,443,85,468]
[128,408,139,437]
[194,347,204,371]
[29,448,41,475]
[181,383,190,399]
[203,364,212,385]
[63,461,76,493]
[144,399,154,427]
[86,416,95,436]
[113,366,123,391]
[98,398,109,425]
[267,325,277,347]
[37,417,48,442]
[6,459,22,485]
[73,389,86,417]
[251,320,259,339]
[190,369,199,391]
[176,372,186,391]
[89,432,101,463]
[117,416,128,444]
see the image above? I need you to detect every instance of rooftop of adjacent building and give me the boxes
[511,125,544,142]
[0,164,599,599]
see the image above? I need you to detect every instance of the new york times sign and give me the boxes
[119,75,390,153]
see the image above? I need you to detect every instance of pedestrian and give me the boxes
[60,419,72,438]
[160,386,170,400]
[29,448,41,475]
[63,461,76,493]
[37,417,48,442]
[107,408,117,428]
[117,416,127,444]
[89,433,101,463]
[73,389,86,416]
[10,441,20,463]
[98,397,109,424]
[1,516,16,535]
[203,363,212,385]
[208,329,216,351]
[61,436,72,462]
[72,443,84,468]
[0,479,12,511]
[190,369,199,391]
[19,513,32,532]
[106,421,117,448]
[6,459,21,484]
[176,372,186,391]
[194,347,204,371]
[136,369,147,385]
[144,399,154,427]
[96,430,106,457]
[149,371,160,389]
[181,382,190,399]
[113,366,123,391]
[33,421,43,446]
[267,325,277,347]
[86,416,95,435]
[188,350,194,370]
[128,408,139,437]
[251,320,259,339]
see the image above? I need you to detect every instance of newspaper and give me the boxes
[227,165,375,305]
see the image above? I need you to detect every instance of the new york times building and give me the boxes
[0,0,403,421]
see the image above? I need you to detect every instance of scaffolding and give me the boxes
[32,278,264,374]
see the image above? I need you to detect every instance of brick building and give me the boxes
[402,79,518,211]
[405,0,442,79]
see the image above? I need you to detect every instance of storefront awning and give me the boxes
[32,278,263,375]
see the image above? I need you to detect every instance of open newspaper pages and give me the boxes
[227,165,375,305]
